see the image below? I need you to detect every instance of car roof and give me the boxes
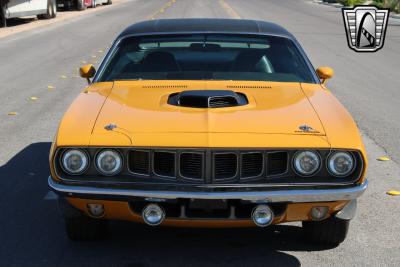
[118,18,294,39]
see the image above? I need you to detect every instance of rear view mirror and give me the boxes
[79,64,96,84]
[316,67,334,84]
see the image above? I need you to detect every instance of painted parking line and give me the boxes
[219,0,242,19]
[146,0,177,20]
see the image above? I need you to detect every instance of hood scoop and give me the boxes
[168,90,248,108]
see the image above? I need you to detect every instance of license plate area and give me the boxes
[188,199,228,210]
[186,199,230,218]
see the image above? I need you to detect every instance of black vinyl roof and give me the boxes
[118,18,294,39]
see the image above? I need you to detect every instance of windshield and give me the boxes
[97,34,316,83]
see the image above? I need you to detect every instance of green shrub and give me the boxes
[336,0,400,13]
[372,0,400,13]
[337,0,365,6]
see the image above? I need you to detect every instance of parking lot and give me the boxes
[1,0,400,266]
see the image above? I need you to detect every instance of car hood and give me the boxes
[91,80,325,137]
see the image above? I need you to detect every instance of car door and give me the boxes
[6,0,47,18]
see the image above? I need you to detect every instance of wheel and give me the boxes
[0,2,6,28]
[77,0,87,11]
[65,216,108,241]
[38,0,57,19]
[302,217,350,245]
[51,0,57,18]
[105,0,112,5]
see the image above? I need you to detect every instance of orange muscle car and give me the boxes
[49,19,368,245]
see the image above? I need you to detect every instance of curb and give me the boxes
[312,0,343,8]
[390,12,400,19]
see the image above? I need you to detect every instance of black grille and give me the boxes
[129,150,150,175]
[267,152,288,176]
[154,152,175,177]
[180,153,203,180]
[126,149,289,182]
[241,152,263,178]
[214,153,238,180]
[57,148,363,185]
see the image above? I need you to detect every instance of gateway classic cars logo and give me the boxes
[342,6,389,52]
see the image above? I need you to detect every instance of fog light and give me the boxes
[87,204,105,218]
[252,205,274,227]
[310,206,329,221]
[142,204,165,226]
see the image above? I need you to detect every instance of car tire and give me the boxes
[38,0,57,19]
[0,3,6,28]
[65,216,108,241]
[302,217,350,245]
[105,0,112,5]
[77,0,87,11]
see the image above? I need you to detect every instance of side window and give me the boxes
[287,44,313,82]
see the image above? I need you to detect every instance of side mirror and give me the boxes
[79,64,96,84]
[316,67,334,84]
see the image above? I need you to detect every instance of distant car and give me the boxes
[92,0,112,8]
[56,0,111,11]
[1,0,57,27]
[49,19,368,245]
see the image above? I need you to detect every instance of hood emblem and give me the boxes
[296,124,320,134]
[105,124,117,131]
[298,124,314,132]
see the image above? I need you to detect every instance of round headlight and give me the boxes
[61,149,89,175]
[327,151,355,177]
[95,149,123,176]
[293,150,321,176]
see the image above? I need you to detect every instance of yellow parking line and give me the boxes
[219,0,241,19]
[146,0,177,20]
[387,190,400,196]
[378,156,390,161]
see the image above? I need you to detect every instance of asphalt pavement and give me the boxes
[0,0,400,266]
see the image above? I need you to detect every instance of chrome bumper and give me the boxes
[48,176,368,203]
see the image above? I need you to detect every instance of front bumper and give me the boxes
[48,176,368,203]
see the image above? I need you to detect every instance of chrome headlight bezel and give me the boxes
[95,149,123,176]
[326,151,356,177]
[60,149,90,175]
[292,150,322,177]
